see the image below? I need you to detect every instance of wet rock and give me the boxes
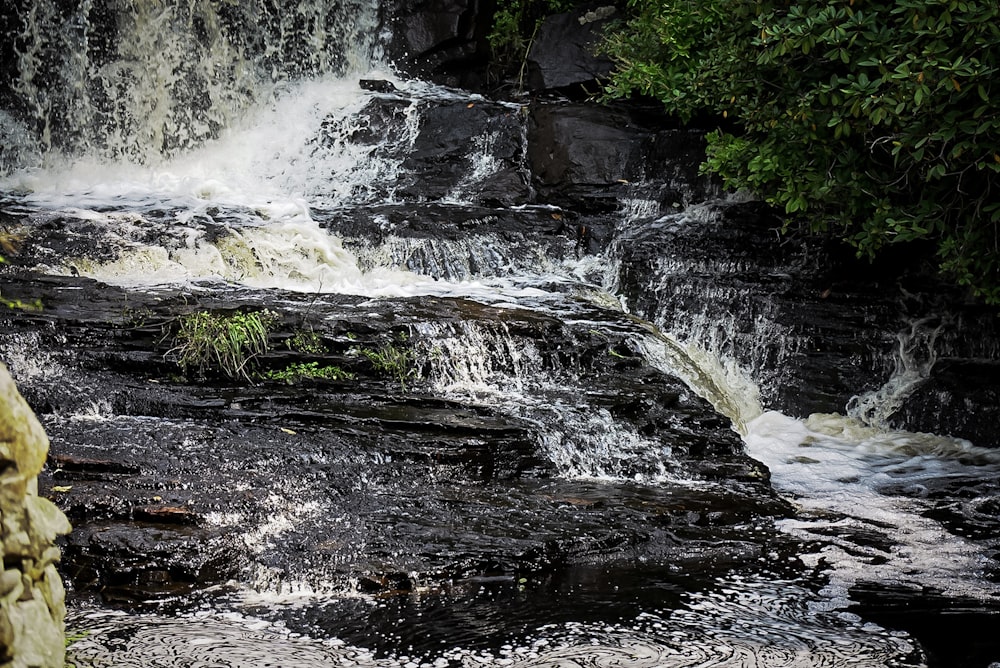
[398,100,531,205]
[50,453,141,475]
[0,274,785,601]
[383,0,492,89]
[527,102,714,212]
[61,522,238,600]
[0,364,71,668]
[358,79,398,93]
[525,6,615,93]
[323,202,576,281]
[849,584,1000,668]
[890,359,1000,445]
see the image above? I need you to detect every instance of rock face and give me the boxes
[382,0,493,89]
[397,99,531,205]
[610,200,1000,444]
[526,102,713,212]
[0,364,71,668]
[525,6,616,93]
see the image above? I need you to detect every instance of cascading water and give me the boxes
[2,0,382,166]
[1,1,999,667]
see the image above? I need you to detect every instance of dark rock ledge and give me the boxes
[0,273,791,603]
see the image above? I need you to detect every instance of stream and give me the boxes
[1,2,999,666]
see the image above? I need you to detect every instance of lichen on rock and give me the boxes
[0,363,71,668]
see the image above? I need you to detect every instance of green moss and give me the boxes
[262,362,354,384]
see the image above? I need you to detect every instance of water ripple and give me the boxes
[68,577,925,668]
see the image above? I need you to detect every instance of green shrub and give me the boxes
[603,0,1000,303]
[167,309,275,379]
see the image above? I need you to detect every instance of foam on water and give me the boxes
[745,410,1000,606]
[4,73,411,208]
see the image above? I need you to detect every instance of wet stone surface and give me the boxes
[0,272,789,607]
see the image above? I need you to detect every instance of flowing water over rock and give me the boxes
[1,2,999,667]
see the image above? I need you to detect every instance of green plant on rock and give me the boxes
[262,362,354,384]
[286,328,325,354]
[0,254,42,311]
[360,342,416,391]
[602,0,1000,304]
[167,309,276,379]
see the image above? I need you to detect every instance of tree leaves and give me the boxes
[603,0,1000,303]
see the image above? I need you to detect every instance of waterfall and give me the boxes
[604,202,799,409]
[636,329,763,435]
[412,320,697,483]
[1,0,382,168]
[846,315,946,429]
[2,4,998,665]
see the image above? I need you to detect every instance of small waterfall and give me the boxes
[2,0,382,168]
[535,407,680,482]
[636,330,763,435]
[847,316,946,429]
[414,320,547,401]
[26,202,436,295]
[596,200,776,433]
[352,231,566,283]
[444,130,507,202]
[413,320,694,482]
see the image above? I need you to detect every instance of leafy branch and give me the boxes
[602,0,1000,303]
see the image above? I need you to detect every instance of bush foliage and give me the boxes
[602,0,1000,303]
[167,310,275,379]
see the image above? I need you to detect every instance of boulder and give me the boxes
[526,5,616,92]
[383,0,492,88]
[0,364,71,668]
[527,102,714,212]
[398,99,531,204]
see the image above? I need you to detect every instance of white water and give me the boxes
[1,71,601,306]
[5,0,382,164]
[67,576,924,667]
[746,411,1000,606]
